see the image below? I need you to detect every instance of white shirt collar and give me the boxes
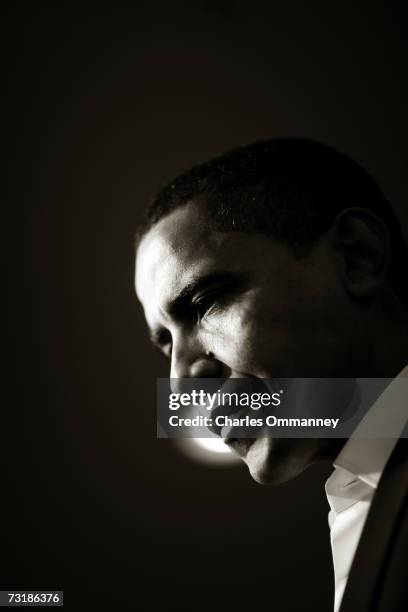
[325,365,408,612]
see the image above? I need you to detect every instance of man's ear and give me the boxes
[330,207,390,299]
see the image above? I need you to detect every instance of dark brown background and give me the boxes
[5,2,408,611]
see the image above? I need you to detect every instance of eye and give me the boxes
[193,292,220,322]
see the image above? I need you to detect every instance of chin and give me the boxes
[238,437,318,485]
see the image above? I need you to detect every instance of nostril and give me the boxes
[189,358,221,378]
[171,376,223,395]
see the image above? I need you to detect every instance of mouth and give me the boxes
[204,376,273,454]
[219,404,262,441]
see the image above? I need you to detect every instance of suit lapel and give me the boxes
[340,438,408,612]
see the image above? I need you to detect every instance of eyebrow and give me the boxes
[167,271,247,318]
[149,270,249,350]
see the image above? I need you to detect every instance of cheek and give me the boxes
[200,288,338,377]
[199,311,246,367]
[200,301,274,373]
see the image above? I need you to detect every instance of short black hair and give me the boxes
[139,138,408,305]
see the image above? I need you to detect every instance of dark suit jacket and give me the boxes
[340,438,408,612]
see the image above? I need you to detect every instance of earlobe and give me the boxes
[330,208,390,299]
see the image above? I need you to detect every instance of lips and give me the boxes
[204,376,272,438]
[220,413,267,458]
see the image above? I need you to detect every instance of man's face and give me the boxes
[135,202,364,483]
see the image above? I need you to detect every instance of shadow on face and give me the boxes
[135,201,405,483]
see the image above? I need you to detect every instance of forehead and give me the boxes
[136,205,224,310]
[135,203,270,325]
[137,202,221,282]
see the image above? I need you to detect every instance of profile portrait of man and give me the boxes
[134,139,408,612]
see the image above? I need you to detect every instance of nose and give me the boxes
[170,334,231,434]
[170,334,226,392]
